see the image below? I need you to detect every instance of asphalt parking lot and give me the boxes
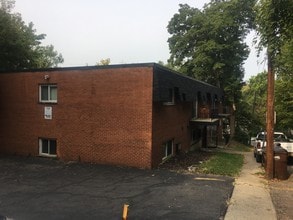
[0,156,234,220]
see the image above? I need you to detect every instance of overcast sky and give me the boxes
[14,0,265,80]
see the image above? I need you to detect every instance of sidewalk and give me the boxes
[225,152,277,220]
[269,161,293,219]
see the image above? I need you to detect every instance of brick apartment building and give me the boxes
[0,63,229,168]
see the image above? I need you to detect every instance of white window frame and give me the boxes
[39,84,57,103]
[162,140,173,160]
[39,138,57,157]
[192,100,198,118]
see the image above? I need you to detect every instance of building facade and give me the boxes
[0,63,228,168]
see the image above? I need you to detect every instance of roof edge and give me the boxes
[153,63,222,90]
[0,62,222,91]
[0,62,157,74]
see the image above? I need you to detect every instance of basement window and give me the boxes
[39,139,57,157]
[162,140,173,160]
[39,84,57,103]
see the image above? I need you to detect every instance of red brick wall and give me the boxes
[151,102,193,167]
[0,67,153,168]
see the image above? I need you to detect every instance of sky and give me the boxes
[14,0,265,81]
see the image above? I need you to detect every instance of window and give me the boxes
[197,92,202,102]
[207,93,211,104]
[192,101,198,118]
[212,95,218,110]
[39,84,57,103]
[163,88,175,105]
[162,140,173,160]
[39,139,57,157]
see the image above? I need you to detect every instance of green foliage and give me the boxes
[167,0,256,104]
[234,98,262,143]
[236,72,267,140]
[275,75,293,131]
[227,141,251,152]
[96,58,111,66]
[234,110,254,144]
[255,0,293,73]
[254,0,293,132]
[241,71,293,134]
[277,38,293,77]
[157,60,179,71]
[0,0,63,70]
[33,45,64,68]
[198,152,243,176]
[242,72,267,124]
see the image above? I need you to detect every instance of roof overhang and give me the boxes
[190,118,219,126]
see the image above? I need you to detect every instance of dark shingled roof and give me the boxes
[152,63,224,102]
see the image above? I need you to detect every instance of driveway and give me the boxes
[0,156,234,220]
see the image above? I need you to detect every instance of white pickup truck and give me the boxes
[251,131,293,163]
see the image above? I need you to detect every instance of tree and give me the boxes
[275,75,293,133]
[157,60,178,70]
[255,0,293,178]
[0,0,63,70]
[255,1,293,132]
[241,72,267,132]
[242,72,293,136]
[240,70,293,142]
[242,72,267,117]
[167,0,256,104]
[255,0,293,74]
[257,1,293,133]
[96,58,111,66]
[240,72,293,134]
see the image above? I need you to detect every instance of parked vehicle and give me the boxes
[251,131,293,163]
[274,135,293,157]
[251,132,266,162]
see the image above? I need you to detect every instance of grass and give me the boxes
[198,152,244,176]
[225,140,252,152]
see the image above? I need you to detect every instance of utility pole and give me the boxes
[266,49,274,179]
